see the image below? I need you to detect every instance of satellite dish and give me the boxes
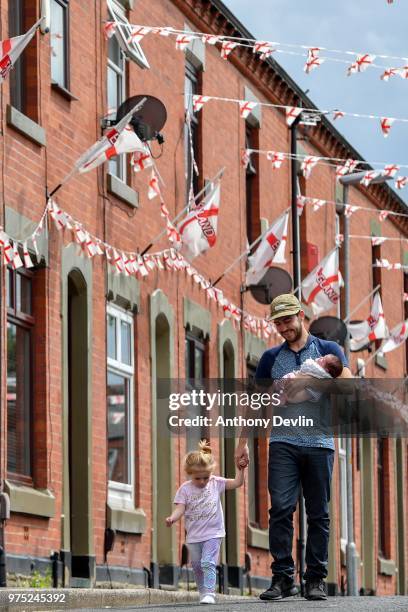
[248,267,293,305]
[116,95,167,142]
[309,316,347,346]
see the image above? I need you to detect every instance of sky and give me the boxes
[222,0,408,203]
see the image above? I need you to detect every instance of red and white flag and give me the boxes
[201,34,220,45]
[371,236,387,246]
[381,67,399,81]
[103,22,117,40]
[67,101,147,179]
[312,198,326,212]
[220,40,237,59]
[131,150,153,172]
[335,158,359,179]
[266,151,285,169]
[383,164,399,178]
[304,48,324,74]
[361,170,380,187]
[175,33,194,51]
[192,95,210,113]
[148,169,161,199]
[253,40,275,60]
[297,195,307,216]
[0,19,41,83]
[239,100,257,119]
[286,106,303,126]
[380,117,394,137]
[395,176,408,190]
[379,320,408,355]
[348,292,387,351]
[333,110,345,121]
[127,25,152,44]
[177,181,221,260]
[347,53,375,76]
[241,149,251,169]
[379,210,390,222]
[301,156,320,179]
[245,211,289,286]
[403,293,408,302]
[301,248,341,315]
[344,204,359,218]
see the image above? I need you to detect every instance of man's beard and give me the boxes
[285,323,302,344]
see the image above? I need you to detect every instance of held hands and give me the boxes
[234,443,249,469]
[165,516,174,527]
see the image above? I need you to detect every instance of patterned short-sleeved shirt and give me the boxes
[255,335,349,450]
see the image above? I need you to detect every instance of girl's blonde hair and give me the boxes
[184,440,216,474]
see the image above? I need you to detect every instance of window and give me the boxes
[107,305,134,506]
[9,0,38,119]
[7,267,34,483]
[371,244,382,350]
[185,331,207,450]
[50,0,69,89]
[107,0,149,69]
[107,28,126,180]
[245,124,260,245]
[184,61,202,203]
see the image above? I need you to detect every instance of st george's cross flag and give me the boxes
[301,247,341,315]
[379,320,408,355]
[177,181,221,260]
[62,99,148,184]
[0,19,41,83]
[245,210,289,286]
[348,292,387,351]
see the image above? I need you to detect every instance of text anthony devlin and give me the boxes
[168,415,314,428]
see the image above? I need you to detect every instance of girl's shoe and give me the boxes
[200,593,216,604]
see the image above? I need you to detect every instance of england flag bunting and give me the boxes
[379,320,408,354]
[245,210,289,286]
[0,19,41,83]
[301,247,341,315]
[348,292,387,351]
[176,181,221,260]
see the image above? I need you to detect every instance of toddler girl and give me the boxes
[166,440,246,605]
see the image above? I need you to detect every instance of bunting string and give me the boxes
[187,93,408,140]
[0,200,278,342]
[116,22,408,80]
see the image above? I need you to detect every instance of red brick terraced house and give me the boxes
[0,0,406,595]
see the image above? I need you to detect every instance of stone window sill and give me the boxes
[106,501,146,534]
[107,173,139,208]
[7,106,46,147]
[5,480,55,518]
[378,556,396,576]
[51,81,79,101]
[247,524,269,550]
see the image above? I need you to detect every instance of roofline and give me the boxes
[209,0,408,215]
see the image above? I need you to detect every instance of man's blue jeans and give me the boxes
[268,442,334,581]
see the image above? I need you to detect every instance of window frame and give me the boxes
[6,267,34,485]
[184,60,202,204]
[245,123,260,246]
[106,304,135,508]
[9,0,25,112]
[50,0,70,91]
[107,0,150,69]
[338,436,348,556]
[107,26,127,181]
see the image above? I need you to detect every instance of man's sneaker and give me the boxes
[200,593,216,604]
[305,579,327,600]
[259,575,299,600]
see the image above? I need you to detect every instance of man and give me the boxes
[235,294,352,601]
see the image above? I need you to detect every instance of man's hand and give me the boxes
[235,442,249,468]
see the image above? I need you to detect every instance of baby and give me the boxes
[275,354,343,405]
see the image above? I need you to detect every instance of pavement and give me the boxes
[0,589,407,611]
